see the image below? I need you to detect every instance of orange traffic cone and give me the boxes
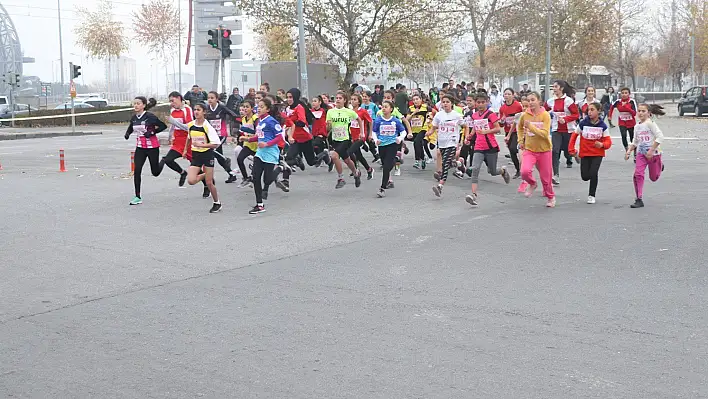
[59,149,67,172]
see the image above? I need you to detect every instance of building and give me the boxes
[104,56,137,93]
[167,73,196,94]
[229,60,265,93]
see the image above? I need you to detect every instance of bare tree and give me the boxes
[132,0,182,63]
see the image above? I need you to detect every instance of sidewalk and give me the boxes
[0,124,112,141]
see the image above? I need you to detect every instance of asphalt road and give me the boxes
[1,116,707,398]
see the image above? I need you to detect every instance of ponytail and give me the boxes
[260,97,283,125]
[135,96,157,111]
[640,103,666,116]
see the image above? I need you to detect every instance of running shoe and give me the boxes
[433,171,441,181]
[372,154,380,163]
[238,177,253,188]
[566,162,573,168]
[367,168,374,180]
[421,158,427,170]
[504,154,511,159]
[316,149,331,166]
[501,167,510,184]
[517,180,529,193]
[513,171,520,179]
[335,178,346,189]
[377,188,386,198]
[465,193,478,206]
[225,173,238,184]
[249,204,266,214]
[587,196,596,204]
[453,170,464,179]
[328,161,335,172]
[262,189,269,200]
[432,184,442,197]
[275,179,290,192]
[129,196,142,205]
[209,202,222,213]
[179,172,187,187]
[546,197,556,208]
[630,198,644,208]
[386,181,394,189]
[413,161,421,169]
[552,175,560,186]
[465,167,474,177]
[394,165,401,176]
[296,155,306,171]
[354,170,362,187]
[202,187,211,199]
[524,183,537,198]
[282,179,290,190]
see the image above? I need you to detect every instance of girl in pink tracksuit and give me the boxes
[626,104,666,208]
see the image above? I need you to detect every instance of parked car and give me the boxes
[678,86,708,117]
[54,102,95,110]
[0,104,39,125]
[82,98,109,108]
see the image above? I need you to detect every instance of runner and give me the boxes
[310,95,332,167]
[516,96,531,193]
[427,95,464,198]
[378,90,412,176]
[348,93,375,180]
[326,91,364,189]
[569,102,612,204]
[499,88,524,178]
[158,91,194,187]
[578,86,601,119]
[248,98,286,214]
[608,87,638,157]
[124,97,167,206]
[280,88,319,189]
[205,91,239,187]
[406,94,429,169]
[627,104,666,208]
[235,99,258,188]
[361,91,381,162]
[184,103,222,213]
[518,92,556,207]
[545,80,580,186]
[464,93,511,207]
[372,100,407,197]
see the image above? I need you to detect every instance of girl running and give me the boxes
[499,88,523,178]
[569,102,612,204]
[205,91,239,186]
[361,91,380,162]
[281,88,318,189]
[236,99,258,188]
[578,86,601,119]
[159,91,194,187]
[427,94,464,198]
[608,87,638,156]
[372,100,407,197]
[310,95,332,166]
[248,98,286,214]
[545,80,580,185]
[516,96,531,192]
[518,92,555,207]
[626,104,666,208]
[326,91,364,189]
[464,93,511,207]
[406,94,430,169]
[348,93,375,180]
[124,96,167,205]
[184,103,222,213]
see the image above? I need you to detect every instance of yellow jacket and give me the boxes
[517,109,552,153]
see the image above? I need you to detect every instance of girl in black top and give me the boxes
[205,91,239,185]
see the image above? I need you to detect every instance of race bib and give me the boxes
[133,124,147,137]
[192,135,206,145]
[528,121,545,137]
[619,112,633,121]
[636,128,652,153]
[210,119,222,131]
[380,124,396,136]
[505,116,515,126]
[411,117,424,127]
[256,125,265,138]
[312,110,323,119]
[582,126,603,140]
[439,121,457,134]
[473,119,489,131]
[350,119,359,129]
[554,112,566,119]
[332,125,348,140]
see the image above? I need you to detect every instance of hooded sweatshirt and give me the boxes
[285,88,315,143]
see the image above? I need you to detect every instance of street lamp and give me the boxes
[544,0,552,101]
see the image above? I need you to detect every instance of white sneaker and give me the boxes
[394,165,401,176]
[587,196,596,204]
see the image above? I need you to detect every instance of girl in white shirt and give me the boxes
[626,104,666,208]
[427,95,465,198]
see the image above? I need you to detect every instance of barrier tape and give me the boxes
[0,103,169,123]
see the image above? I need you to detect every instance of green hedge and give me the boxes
[9,104,172,127]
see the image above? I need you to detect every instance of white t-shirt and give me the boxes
[432,109,464,148]
[633,120,664,155]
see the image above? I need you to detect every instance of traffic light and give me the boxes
[221,29,232,58]
[14,73,19,85]
[71,64,81,79]
[208,29,220,49]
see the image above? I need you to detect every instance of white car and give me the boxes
[54,102,95,110]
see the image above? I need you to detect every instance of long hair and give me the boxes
[259,97,283,124]
[553,80,576,97]
[639,103,666,116]
[135,96,157,111]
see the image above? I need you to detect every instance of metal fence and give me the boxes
[634,92,684,103]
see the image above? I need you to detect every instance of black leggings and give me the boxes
[423,140,433,159]
[580,156,603,196]
[313,136,328,156]
[551,132,572,175]
[507,133,520,173]
[458,142,473,167]
[284,140,317,180]
[252,156,276,204]
[237,146,256,179]
[347,140,371,171]
[134,147,160,197]
[366,138,379,156]
[379,143,397,189]
[160,149,186,175]
[413,132,426,161]
[214,137,232,173]
[619,126,634,150]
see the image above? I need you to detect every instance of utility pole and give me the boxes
[544,0,552,101]
[177,0,182,93]
[57,0,65,92]
[297,0,308,98]
[690,5,696,87]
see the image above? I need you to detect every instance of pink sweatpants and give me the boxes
[521,150,555,199]
[634,153,662,199]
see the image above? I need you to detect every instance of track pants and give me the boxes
[133,147,160,197]
[580,156,603,197]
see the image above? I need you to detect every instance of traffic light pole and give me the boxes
[297,0,308,99]
[69,62,75,133]
[9,84,14,128]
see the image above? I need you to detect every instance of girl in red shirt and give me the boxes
[310,95,332,167]
[499,88,523,178]
[544,80,580,186]
[281,88,318,189]
[569,103,612,204]
[159,91,194,187]
[608,87,638,153]
[348,93,375,180]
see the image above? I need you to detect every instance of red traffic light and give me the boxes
[222,29,231,38]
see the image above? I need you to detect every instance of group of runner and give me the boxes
[124,79,666,214]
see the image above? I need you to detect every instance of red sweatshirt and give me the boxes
[350,107,372,141]
[499,101,523,134]
[310,107,328,137]
[569,117,612,158]
[544,95,579,133]
[608,98,637,128]
[286,104,312,143]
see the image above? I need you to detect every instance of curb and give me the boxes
[0,131,103,141]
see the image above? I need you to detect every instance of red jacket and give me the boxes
[499,101,523,134]
[544,95,579,133]
[286,104,312,143]
[569,117,612,157]
[310,107,328,137]
[608,98,637,128]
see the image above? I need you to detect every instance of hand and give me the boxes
[288,137,295,144]
[624,151,631,161]
[258,141,266,148]
[594,141,604,148]
[646,148,655,159]
[523,120,530,129]
[182,151,187,158]
[504,136,510,144]
[519,143,525,151]
[406,134,413,140]
[124,132,130,140]
[395,137,402,144]
[376,139,381,146]
[558,117,566,124]
[238,135,247,142]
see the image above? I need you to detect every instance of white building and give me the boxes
[104,56,137,93]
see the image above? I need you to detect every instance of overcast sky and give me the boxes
[6,0,254,93]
